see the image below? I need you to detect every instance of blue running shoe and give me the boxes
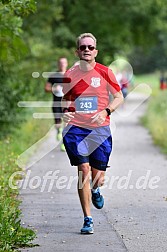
[80,217,94,234]
[92,189,104,209]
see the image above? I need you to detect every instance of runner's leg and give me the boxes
[78,163,91,217]
[91,167,105,189]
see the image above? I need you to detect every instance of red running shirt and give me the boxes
[63,62,121,128]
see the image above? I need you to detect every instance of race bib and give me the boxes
[75,96,98,113]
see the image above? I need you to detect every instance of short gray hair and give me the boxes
[76,33,97,48]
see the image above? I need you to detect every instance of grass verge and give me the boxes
[133,71,160,95]
[140,83,167,154]
[135,71,167,154]
[0,108,53,251]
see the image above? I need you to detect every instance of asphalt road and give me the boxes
[20,92,167,252]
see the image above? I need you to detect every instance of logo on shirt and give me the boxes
[90,77,101,88]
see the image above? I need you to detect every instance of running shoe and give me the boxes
[56,128,63,141]
[80,217,94,234]
[60,143,66,152]
[57,133,62,141]
[92,189,104,209]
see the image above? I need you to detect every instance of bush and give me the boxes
[0,138,36,251]
[0,109,52,251]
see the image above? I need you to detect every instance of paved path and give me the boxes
[20,92,167,252]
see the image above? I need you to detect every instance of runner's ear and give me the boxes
[94,50,98,58]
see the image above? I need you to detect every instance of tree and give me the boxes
[0,0,36,135]
[61,0,167,66]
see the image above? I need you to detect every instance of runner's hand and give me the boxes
[63,112,75,123]
[91,110,107,125]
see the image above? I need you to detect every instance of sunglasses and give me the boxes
[78,45,96,51]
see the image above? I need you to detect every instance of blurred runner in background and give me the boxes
[45,57,68,151]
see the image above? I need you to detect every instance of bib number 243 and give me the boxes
[75,96,98,113]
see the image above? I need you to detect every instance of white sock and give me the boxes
[85,216,93,220]
[91,187,100,193]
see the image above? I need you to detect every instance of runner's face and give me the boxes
[76,37,98,63]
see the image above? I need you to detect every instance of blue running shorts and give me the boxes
[63,125,112,171]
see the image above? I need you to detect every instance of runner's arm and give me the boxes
[61,96,75,123]
[107,90,124,113]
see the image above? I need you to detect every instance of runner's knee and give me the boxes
[78,163,90,181]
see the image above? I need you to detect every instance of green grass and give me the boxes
[135,71,160,88]
[141,90,167,154]
[133,71,160,94]
[136,72,167,154]
[0,107,53,251]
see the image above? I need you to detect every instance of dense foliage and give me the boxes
[0,0,36,134]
